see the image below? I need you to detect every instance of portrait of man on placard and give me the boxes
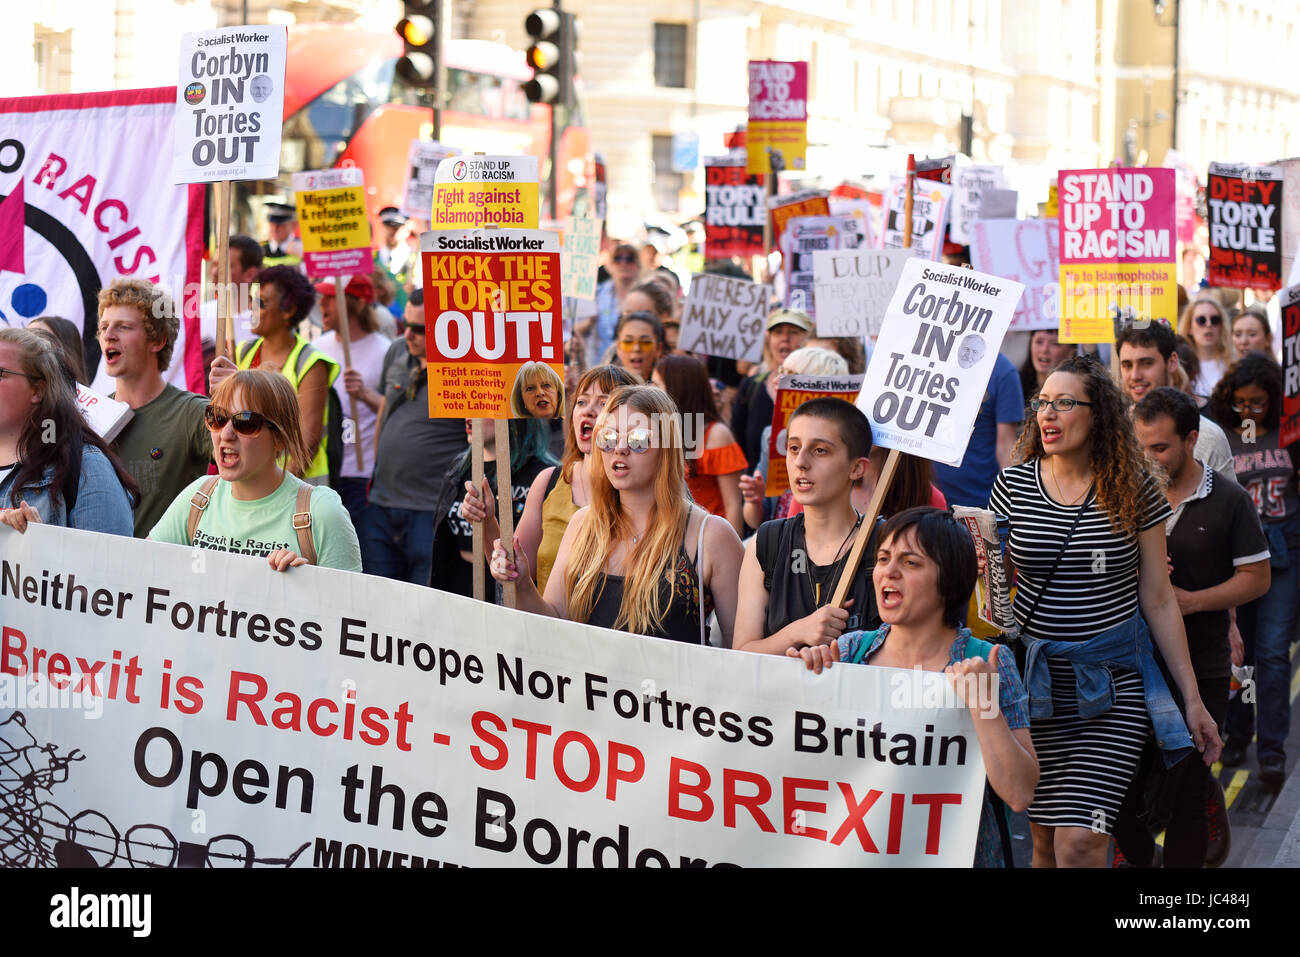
[957,334,986,370]
[250,74,274,103]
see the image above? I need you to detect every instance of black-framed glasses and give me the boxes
[612,254,637,264]
[594,426,653,453]
[404,322,426,335]
[204,405,279,436]
[1029,397,1093,413]
[0,366,40,383]
[1231,401,1268,415]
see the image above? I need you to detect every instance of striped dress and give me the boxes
[988,460,1170,832]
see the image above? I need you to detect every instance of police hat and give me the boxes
[265,202,296,224]
[379,206,407,228]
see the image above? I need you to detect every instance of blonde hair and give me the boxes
[1178,293,1233,365]
[210,370,312,477]
[566,385,690,634]
[782,346,849,377]
[509,361,565,418]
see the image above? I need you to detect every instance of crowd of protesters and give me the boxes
[2,202,1293,870]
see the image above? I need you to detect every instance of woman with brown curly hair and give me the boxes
[988,353,1220,867]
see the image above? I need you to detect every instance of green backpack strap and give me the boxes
[962,635,998,663]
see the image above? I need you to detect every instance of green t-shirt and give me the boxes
[150,472,362,572]
[112,384,212,537]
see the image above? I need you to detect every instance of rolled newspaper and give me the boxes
[952,505,1016,635]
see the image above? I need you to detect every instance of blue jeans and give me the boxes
[333,477,370,530]
[358,504,435,585]
[1226,525,1299,763]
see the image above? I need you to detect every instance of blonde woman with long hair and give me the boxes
[489,385,743,645]
[1177,293,1233,399]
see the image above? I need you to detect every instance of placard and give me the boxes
[978,189,1018,221]
[420,228,562,419]
[1282,283,1300,447]
[679,273,772,363]
[75,384,134,443]
[1206,162,1284,291]
[561,215,601,300]
[1,524,987,868]
[949,166,1005,246]
[969,219,1060,332]
[431,155,540,229]
[704,156,764,259]
[880,177,952,261]
[857,259,1024,467]
[829,196,876,250]
[765,374,863,494]
[292,168,372,276]
[780,215,862,316]
[812,248,919,338]
[1057,167,1176,343]
[401,141,461,220]
[769,190,830,254]
[746,60,808,174]
[172,25,287,183]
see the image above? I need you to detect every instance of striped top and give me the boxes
[988,460,1170,642]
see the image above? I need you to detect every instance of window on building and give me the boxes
[652,134,686,212]
[654,23,688,88]
[33,26,72,94]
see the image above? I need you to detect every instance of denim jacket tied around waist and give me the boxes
[1021,610,1193,768]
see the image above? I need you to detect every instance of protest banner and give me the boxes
[1282,283,1300,447]
[915,155,955,185]
[431,155,540,229]
[950,166,1006,246]
[401,141,460,221]
[769,190,830,253]
[856,258,1025,467]
[679,272,772,363]
[1163,149,1200,247]
[881,177,952,261]
[765,374,863,495]
[969,219,1060,332]
[704,156,764,259]
[978,189,1018,220]
[829,196,876,249]
[292,168,372,276]
[561,215,601,300]
[420,228,562,419]
[1,524,987,868]
[1274,158,1300,286]
[75,384,134,443]
[1206,162,1284,290]
[1057,167,1176,343]
[812,247,918,338]
[780,215,862,316]
[0,88,205,393]
[746,60,808,175]
[171,25,286,184]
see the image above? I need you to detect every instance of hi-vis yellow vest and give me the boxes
[236,334,340,481]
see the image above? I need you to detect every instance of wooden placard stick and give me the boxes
[471,417,486,602]
[831,155,915,607]
[213,181,233,360]
[332,276,365,470]
[494,418,517,609]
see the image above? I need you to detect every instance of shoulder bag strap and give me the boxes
[1018,484,1094,638]
[186,476,220,545]
[293,484,317,565]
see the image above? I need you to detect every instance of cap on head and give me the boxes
[766,308,813,334]
[314,275,375,304]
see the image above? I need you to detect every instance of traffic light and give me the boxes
[524,7,576,107]
[396,2,438,88]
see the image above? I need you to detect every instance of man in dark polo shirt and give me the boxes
[1114,387,1270,868]
[359,288,466,583]
[99,278,211,537]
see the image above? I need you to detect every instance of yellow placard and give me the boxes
[746,121,808,175]
[1057,263,1178,344]
[296,186,370,253]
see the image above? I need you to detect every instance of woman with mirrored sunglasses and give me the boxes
[989,353,1220,867]
[1208,352,1298,787]
[149,370,361,572]
[0,327,137,536]
[1177,294,1234,400]
[489,384,744,646]
[612,310,666,382]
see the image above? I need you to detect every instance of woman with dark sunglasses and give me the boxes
[149,370,361,572]
[1208,353,1298,787]
[989,353,1220,867]
[0,328,137,536]
[489,385,743,645]
[1177,294,1233,399]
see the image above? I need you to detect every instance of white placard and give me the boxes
[75,384,134,443]
[858,259,1025,466]
[978,189,1019,220]
[780,215,862,317]
[950,166,1005,245]
[968,219,1060,332]
[679,273,773,363]
[401,141,461,220]
[172,25,287,184]
[881,177,952,261]
[812,247,919,338]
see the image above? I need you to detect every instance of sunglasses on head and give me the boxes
[594,426,653,453]
[204,404,279,436]
[1194,312,1222,327]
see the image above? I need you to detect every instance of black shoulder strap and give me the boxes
[757,519,784,593]
[543,465,562,501]
[1019,485,1094,638]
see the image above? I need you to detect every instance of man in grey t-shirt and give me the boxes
[359,290,466,583]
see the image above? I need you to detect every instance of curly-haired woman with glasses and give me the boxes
[988,353,1220,867]
[1209,352,1298,787]
[150,369,361,572]
[489,384,743,645]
